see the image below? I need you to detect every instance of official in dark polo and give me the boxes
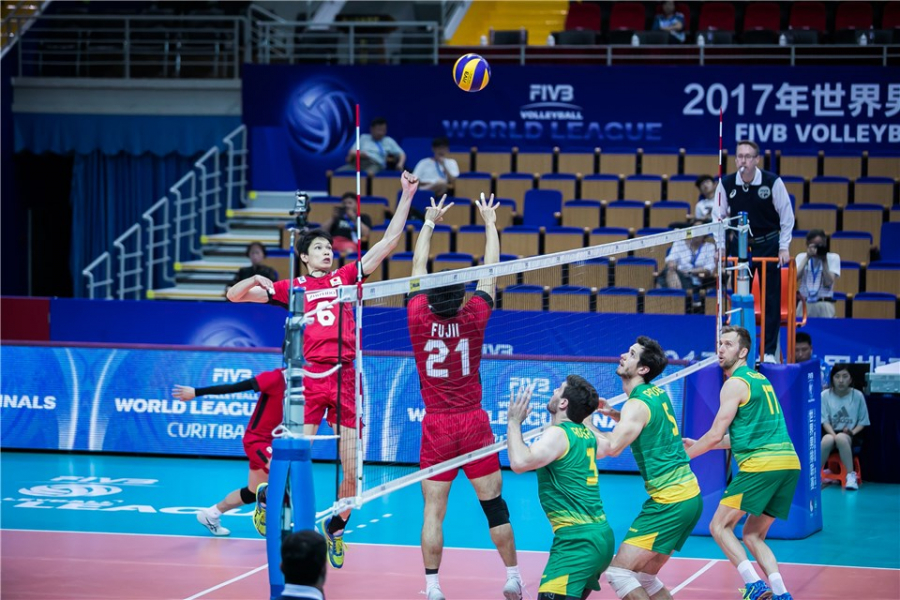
[716,140,795,364]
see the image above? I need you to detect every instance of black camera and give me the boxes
[815,244,828,257]
[291,191,310,229]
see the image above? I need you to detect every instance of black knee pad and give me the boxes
[239,486,256,504]
[479,495,509,529]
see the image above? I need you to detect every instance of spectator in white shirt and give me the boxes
[412,137,460,197]
[658,233,716,292]
[796,229,840,319]
[821,364,869,491]
[341,117,405,175]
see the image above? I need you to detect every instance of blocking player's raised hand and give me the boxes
[172,385,196,401]
[425,194,454,224]
[400,170,419,196]
[476,192,498,227]
[507,384,534,426]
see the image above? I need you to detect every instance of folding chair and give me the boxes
[644,288,688,315]
[614,257,657,291]
[522,189,563,228]
[516,147,554,175]
[851,292,896,319]
[599,149,637,177]
[539,173,577,202]
[795,204,838,234]
[649,201,691,229]
[778,150,820,180]
[842,204,884,246]
[854,177,895,209]
[562,200,603,229]
[597,287,639,313]
[549,286,593,313]
[866,152,900,179]
[496,173,535,207]
[640,149,680,177]
[501,284,545,311]
[823,152,863,180]
[667,175,701,203]
[830,231,873,266]
[590,227,630,247]
[570,257,610,289]
[624,175,663,203]
[474,147,513,173]
[864,263,900,296]
[605,200,647,233]
[558,147,597,176]
[502,225,541,258]
[581,174,621,201]
[544,226,586,254]
[454,172,493,203]
[809,176,851,208]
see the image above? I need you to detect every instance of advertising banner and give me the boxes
[1,344,687,473]
[242,64,898,189]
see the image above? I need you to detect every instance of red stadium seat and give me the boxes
[609,2,646,31]
[885,2,900,29]
[836,1,873,30]
[565,1,602,31]
[743,2,781,31]
[789,1,827,32]
[698,2,736,31]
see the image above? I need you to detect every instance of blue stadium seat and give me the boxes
[852,292,897,319]
[854,177,895,208]
[523,189,563,228]
[596,286,639,313]
[549,285,593,312]
[561,199,602,228]
[864,262,900,296]
[796,203,838,234]
[644,288,688,314]
[501,284,545,311]
[880,223,900,262]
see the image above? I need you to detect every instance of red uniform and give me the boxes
[271,262,362,429]
[243,369,285,473]
[408,290,498,482]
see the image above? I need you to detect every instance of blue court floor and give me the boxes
[2,451,898,571]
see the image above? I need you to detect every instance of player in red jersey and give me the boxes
[172,368,285,537]
[407,194,523,600]
[226,171,419,567]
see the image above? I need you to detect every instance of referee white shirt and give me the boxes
[412,156,460,186]
[714,169,795,251]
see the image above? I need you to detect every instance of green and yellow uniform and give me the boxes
[720,365,800,520]
[537,421,615,597]
[623,383,703,555]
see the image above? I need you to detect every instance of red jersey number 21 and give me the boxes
[424,338,470,378]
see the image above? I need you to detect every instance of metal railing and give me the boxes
[82,252,113,300]
[113,224,143,300]
[13,14,245,78]
[80,124,249,298]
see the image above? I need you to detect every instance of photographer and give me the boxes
[322,192,372,254]
[796,229,841,318]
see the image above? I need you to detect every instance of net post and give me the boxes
[267,280,316,600]
[731,211,757,360]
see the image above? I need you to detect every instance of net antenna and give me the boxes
[311,221,731,521]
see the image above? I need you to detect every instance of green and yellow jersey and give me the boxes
[537,421,609,532]
[728,365,800,472]
[629,383,701,504]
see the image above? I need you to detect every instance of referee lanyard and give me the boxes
[434,158,445,179]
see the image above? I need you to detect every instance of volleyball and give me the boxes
[453,54,491,92]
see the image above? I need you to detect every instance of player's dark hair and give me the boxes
[736,139,760,155]
[828,364,853,389]
[370,116,388,128]
[796,331,812,346]
[562,374,600,423]
[694,175,714,189]
[806,229,828,246]
[245,241,267,258]
[721,325,752,352]
[298,229,333,257]
[281,530,326,586]
[340,192,356,201]
[427,283,466,318]
[635,336,668,383]
[432,136,450,149]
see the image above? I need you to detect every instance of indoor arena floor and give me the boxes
[2,451,898,600]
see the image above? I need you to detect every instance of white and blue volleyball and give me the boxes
[453,54,491,92]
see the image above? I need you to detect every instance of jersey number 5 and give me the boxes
[424,339,470,378]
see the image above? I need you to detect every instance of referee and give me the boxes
[717,140,795,363]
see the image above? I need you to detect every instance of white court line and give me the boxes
[182,564,267,600]
[3,529,900,571]
[671,559,719,595]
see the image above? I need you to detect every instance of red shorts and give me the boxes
[243,435,273,473]
[420,409,500,482]
[304,362,361,429]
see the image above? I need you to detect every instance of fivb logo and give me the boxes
[19,476,158,498]
[528,84,574,103]
[212,368,253,383]
[509,377,551,394]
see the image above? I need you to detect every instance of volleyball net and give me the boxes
[303,220,728,519]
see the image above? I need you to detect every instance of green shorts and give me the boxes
[721,469,800,520]
[623,494,703,555]
[539,523,615,597]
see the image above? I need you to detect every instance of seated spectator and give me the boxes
[796,229,840,318]
[227,242,278,292]
[821,364,870,491]
[657,233,716,293]
[412,137,460,197]
[321,192,372,254]
[795,331,813,363]
[653,1,686,43]
[339,117,405,175]
[693,175,716,223]
[277,530,327,600]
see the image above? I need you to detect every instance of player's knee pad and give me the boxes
[636,571,665,596]
[239,486,257,504]
[479,495,509,529]
[606,566,642,599]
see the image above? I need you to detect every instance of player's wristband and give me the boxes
[423,220,436,230]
